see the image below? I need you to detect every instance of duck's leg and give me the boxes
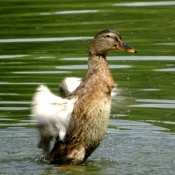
[38,137,51,155]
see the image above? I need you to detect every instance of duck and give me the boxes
[31,29,136,165]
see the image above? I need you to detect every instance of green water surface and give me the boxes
[0,0,175,174]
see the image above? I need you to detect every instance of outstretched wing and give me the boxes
[60,77,118,97]
[31,85,76,140]
[59,77,82,97]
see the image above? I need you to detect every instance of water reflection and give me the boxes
[0,62,24,65]
[163,121,175,125]
[13,71,71,74]
[40,10,98,15]
[0,101,31,104]
[0,117,14,121]
[155,68,175,72]
[35,56,55,59]
[0,107,29,111]
[148,120,175,125]
[0,55,28,59]
[109,119,165,131]
[61,56,175,61]
[56,65,131,69]
[0,118,36,128]
[155,43,175,46]
[0,123,31,127]
[136,99,175,103]
[0,37,92,43]
[114,1,175,7]
[0,93,19,96]
[129,98,175,109]
[129,104,175,108]
[0,82,42,85]
[141,89,159,91]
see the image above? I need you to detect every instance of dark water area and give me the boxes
[0,0,175,174]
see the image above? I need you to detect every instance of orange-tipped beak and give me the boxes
[116,40,137,53]
[126,48,137,53]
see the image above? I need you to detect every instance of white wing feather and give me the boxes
[31,85,76,140]
[62,77,118,97]
[64,77,82,93]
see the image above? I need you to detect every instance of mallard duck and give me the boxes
[31,29,136,165]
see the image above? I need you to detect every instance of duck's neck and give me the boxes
[86,52,116,90]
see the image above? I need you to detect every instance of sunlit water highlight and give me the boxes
[61,56,175,61]
[141,89,159,91]
[155,68,175,72]
[0,82,43,85]
[0,93,19,96]
[13,71,71,74]
[0,101,31,104]
[0,55,28,59]
[155,42,175,46]
[56,65,131,69]
[0,107,29,111]
[129,99,175,108]
[40,10,98,15]
[114,1,175,7]
[136,99,175,103]
[0,37,92,43]
[129,104,175,108]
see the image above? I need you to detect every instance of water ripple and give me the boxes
[155,43,175,46]
[0,55,28,59]
[155,68,175,72]
[141,89,159,91]
[61,56,175,61]
[0,37,92,43]
[13,71,71,74]
[40,10,98,15]
[0,93,19,96]
[128,99,175,109]
[0,101,31,105]
[56,65,131,70]
[0,82,42,85]
[129,104,175,109]
[0,107,29,111]
[114,1,175,7]
[136,99,175,104]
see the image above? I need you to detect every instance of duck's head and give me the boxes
[89,29,137,56]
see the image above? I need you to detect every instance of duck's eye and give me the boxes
[106,34,111,38]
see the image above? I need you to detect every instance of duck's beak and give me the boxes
[116,39,137,53]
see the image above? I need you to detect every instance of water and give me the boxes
[0,0,175,174]
[114,1,175,7]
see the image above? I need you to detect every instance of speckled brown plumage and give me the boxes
[49,29,136,164]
